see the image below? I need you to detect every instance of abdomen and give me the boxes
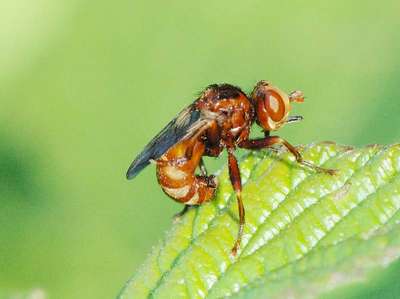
[156,139,216,205]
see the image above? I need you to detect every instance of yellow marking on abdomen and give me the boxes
[185,192,200,205]
[164,166,188,180]
[163,185,191,199]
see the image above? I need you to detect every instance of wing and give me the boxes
[126,105,215,179]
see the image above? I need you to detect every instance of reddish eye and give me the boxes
[265,90,285,122]
[252,83,291,131]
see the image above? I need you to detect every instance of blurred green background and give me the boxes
[1,0,400,298]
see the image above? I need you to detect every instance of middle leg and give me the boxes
[227,147,245,256]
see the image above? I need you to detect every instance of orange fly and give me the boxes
[126,81,335,255]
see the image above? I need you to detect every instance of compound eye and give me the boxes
[264,89,286,122]
[253,84,290,131]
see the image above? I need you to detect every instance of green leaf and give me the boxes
[118,142,400,299]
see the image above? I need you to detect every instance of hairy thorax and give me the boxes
[195,87,254,153]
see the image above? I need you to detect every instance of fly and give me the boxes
[126,81,336,255]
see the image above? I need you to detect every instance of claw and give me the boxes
[300,160,338,176]
[172,205,190,223]
[231,240,241,257]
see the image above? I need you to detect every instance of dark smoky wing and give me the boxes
[126,105,203,179]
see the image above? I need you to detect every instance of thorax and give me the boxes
[196,93,254,150]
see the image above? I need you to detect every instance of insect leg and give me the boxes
[227,148,245,256]
[172,205,194,222]
[199,158,208,176]
[261,131,278,154]
[198,157,217,189]
[240,136,336,175]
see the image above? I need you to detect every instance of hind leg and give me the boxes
[199,158,208,176]
[172,205,196,223]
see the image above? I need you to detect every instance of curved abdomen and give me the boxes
[156,139,216,205]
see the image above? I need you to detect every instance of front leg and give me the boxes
[227,147,245,256]
[239,136,336,175]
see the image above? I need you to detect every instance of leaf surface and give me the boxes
[119,143,400,299]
